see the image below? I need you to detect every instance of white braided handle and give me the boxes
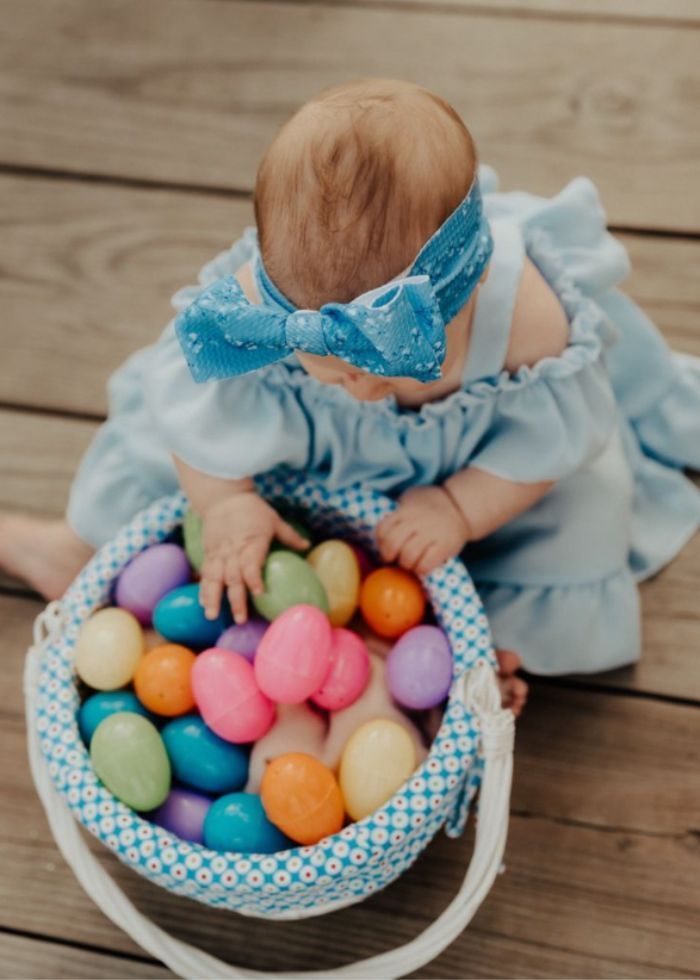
[25,602,514,979]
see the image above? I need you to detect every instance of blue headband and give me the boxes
[175,175,493,383]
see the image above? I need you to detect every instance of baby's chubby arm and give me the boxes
[376,473,552,575]
[173,455,310,623]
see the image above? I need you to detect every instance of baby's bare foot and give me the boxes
[0,514,94,600]
[495,648,528,717]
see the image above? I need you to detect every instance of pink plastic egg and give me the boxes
[192,648,275,743]
[254,604,332,704]
[312,628,370,711]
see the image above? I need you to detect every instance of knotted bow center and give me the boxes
[284,309,330,356]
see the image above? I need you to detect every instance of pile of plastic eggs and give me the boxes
[74,505,454,854]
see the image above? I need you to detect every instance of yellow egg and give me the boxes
[339,719,417,821]
[75,608,145,690]
[307,540,361,627]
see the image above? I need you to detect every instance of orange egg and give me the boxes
[133,644,196,716]
[359,568,426,638]
[260,753,345,845]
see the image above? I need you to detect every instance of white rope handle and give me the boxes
[25,604,514,979]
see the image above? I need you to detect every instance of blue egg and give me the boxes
[153,583,232,649]
[78,691,152,745]
[203,793,292,853]
[161,715,249,794]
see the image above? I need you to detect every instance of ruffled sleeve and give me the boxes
[452,217,619,484]
[143,227,311,481]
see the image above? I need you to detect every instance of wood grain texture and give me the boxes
[3,596,699,978]
[0,933,169,980]
[1,174,698,417]
[354,0,700,25]
[0,1,698,231]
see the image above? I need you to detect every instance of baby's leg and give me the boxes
[0,514,94,599]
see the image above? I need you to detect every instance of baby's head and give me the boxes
[253,79,481,400]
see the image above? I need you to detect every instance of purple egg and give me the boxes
[115,544,191,626]
[216,619,268,662]
[149,787,212,844]
[386,625,453,710]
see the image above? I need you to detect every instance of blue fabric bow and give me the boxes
[175,175,493,383]
[176,273,447,383]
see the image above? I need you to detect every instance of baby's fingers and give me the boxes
[199,554,225,620]
[377,520,412,564]
[397,533,428,572]
[275,518,310,552]
[225,557,248,625]
[239,538,268,598]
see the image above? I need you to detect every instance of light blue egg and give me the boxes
[78,691,152,745]
[203,793,292,853]
[153,583,232,649]
[161,715,249,794]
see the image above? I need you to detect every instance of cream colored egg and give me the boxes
[75,608,145,690]
[339,718,417,821]
[307,540,360,627]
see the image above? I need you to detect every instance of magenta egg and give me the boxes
[386,625,453,710]
[312,628,370,711]
[192,648,275,743]
[254,604,332,704]
[115,544,191,626]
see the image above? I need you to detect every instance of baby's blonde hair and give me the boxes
[254,78,477,309]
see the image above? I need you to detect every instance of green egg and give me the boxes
[183,508,204,572]
[253,551,329,622]
[90,712,171,811]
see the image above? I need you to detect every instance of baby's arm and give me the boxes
[174,455,309,623]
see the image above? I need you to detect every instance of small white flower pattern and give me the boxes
[32,477,495,918]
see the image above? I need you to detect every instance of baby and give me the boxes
[3,78,700,702]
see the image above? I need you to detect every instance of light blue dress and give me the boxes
[66,164,700,675]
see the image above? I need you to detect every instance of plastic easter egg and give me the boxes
[261,753,345,845]
[307,540,361,627]
[203,793,291,853]
[386,625,453,709]
[252,551,329,622]
[349,542,375,580]
[90,712,171,811]
[192,648,275,743]
[75,608,144,691]
[359,568,426,638]
[339,719,416,821]
[78,690,153,745]
[153,583,232,649]
[161,715,249,793]
[149,787,211,844]
[311,628,370,711]
[114,544,191,626]
[254,605,332,704]
[133,644,196,716]
[216,619,268,663]
[183,508,205,572]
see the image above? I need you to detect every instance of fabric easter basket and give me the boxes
[24,471,515,978]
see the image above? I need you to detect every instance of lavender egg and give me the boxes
[216,619,269,663]
[149,787,212,844]
[115,544,191,626]
[386,625,453,710]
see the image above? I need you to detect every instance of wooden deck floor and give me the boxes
[1,1,699,976]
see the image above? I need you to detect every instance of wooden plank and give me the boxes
[356,0,700,25]
[2,412,700,703]
[0,932,170,980]
[0,2,698,232]
[1,174,698,418]
[3,592,700,977]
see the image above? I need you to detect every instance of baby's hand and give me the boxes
[199,491,310,624]
[375,486,471,577]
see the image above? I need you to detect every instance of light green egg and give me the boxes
[183,508,205,572]
[253,550,329,622]
[90,712,171,811]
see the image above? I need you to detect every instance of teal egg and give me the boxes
[78,690,153,745]
[161,715,249,794]
[153,583,232,649]
[252,551,329,622]
[183,508,204,572]
[90,712,171,811]
[203,793,292,853]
